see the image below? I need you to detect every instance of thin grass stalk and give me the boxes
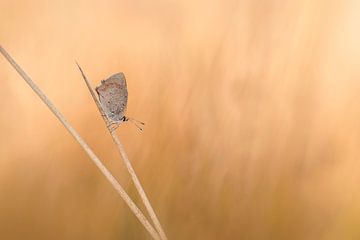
[76,64,168,240]
[0,45,161,240]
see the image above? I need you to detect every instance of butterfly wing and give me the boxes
[95,73,128,122]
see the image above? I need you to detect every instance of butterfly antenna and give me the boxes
[125,117,145,131]
[129,119,144,131]
[131,118,145,126]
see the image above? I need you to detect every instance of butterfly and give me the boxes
[95,73,144,131]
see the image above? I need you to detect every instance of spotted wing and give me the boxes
[95,72,128,122]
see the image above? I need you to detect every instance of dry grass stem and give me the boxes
[0,45,161,240]
[76,63,168,240]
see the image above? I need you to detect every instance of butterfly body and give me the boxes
[95,73,128,122]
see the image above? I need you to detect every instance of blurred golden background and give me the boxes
[1,0,360,239]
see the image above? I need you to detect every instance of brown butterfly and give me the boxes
[96,73,144,131]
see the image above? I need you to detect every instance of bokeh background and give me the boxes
[1,0,360,239]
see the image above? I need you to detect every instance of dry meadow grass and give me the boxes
[1,0,360,239]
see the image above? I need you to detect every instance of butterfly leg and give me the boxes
[107,122,120,132]
[101,112,110,121]
[111,123,121,132]
[106,122,114,131]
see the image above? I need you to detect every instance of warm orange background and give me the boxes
[1,0,360,239]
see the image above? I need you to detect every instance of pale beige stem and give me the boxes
[76,64,168,240]
[0,46,161,240]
